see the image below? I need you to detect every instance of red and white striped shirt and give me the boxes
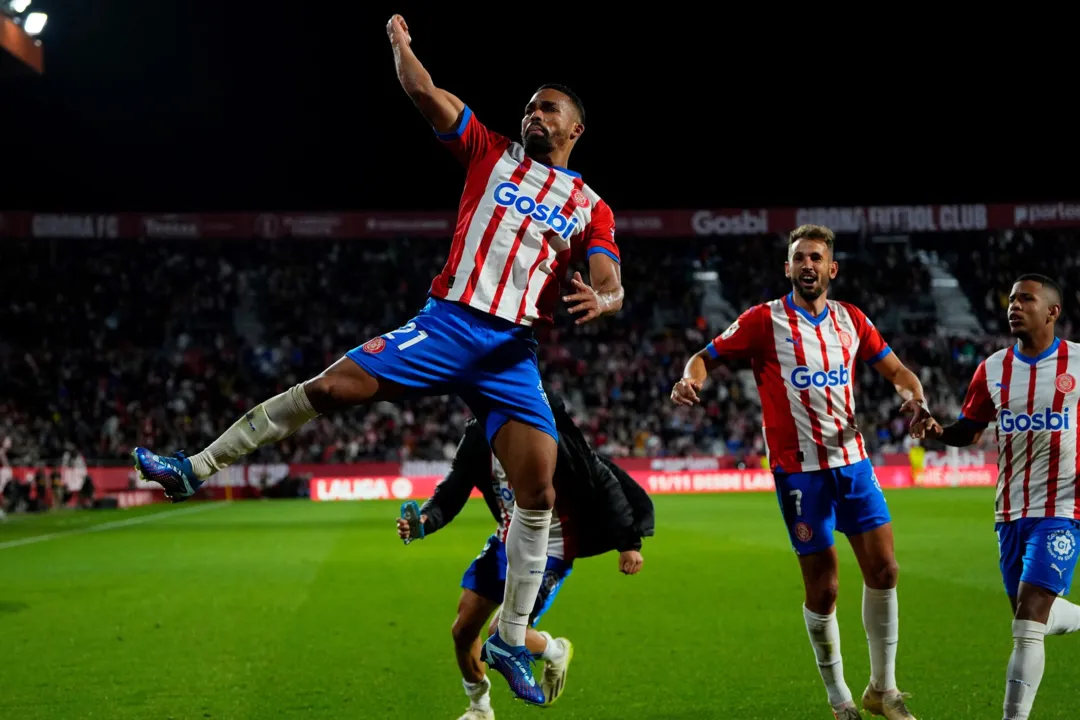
[429,106,619,326]
[958,338,1080,522]
[707,293,892,473]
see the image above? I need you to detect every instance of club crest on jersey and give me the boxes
[493,182,580,239]
[838,330,853,348]
[794,522,813,542]
[572,188,590,208]
[1056,373,1076,393]
[362,337,386,354]
[1047,530,1077,562]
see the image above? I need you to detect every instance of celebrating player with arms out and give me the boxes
[396,389,653,719]
[131,13,623,705]
[671,225,928,720]
[912,275,1080,720]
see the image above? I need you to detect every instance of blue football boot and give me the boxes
[481,630,545,706]
[132,448,203,502]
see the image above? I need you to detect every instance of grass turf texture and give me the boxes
[2,489,1076,719]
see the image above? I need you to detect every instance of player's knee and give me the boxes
[871,559,900,589]
[303,372,373,413]
[515,482,554,511]
[807,582,839,614]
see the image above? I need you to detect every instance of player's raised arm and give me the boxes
[386,14,465,135]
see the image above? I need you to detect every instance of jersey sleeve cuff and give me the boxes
[434,105,473,141]
[706,343,720,360]
[957,414,990,430]
[587,247,621,264]
[865,346,892,365]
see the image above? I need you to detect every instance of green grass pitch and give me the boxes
[2,489,1077,719]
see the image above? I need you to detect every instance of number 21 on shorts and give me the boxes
[385,322,428,350]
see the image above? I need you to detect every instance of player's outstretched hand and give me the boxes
[619,550,644,575]
[396,514,426,541]
[670,378,702,406]
[563,272,614,325]
[909,414,944,441]
[386,14,412,47]
[900,397,932,436]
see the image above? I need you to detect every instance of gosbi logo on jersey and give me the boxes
[998,407,1071,434]
[790,365,850,391]
[493,182,580,239]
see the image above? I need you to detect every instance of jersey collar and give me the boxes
[1012,336,1060,366]
[785,292,830,326]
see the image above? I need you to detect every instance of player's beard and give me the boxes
[523,127,555,157]
[791,272,829,302]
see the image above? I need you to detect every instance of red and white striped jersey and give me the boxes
[429,106,619,326]
[707,293,892,473]
[958,338,1080,522]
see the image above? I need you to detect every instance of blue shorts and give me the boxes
[996,517,1080,598]
[461,534,573,627]
[774,458,892,555]
[346,297,557,445]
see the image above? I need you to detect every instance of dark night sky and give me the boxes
[2,3,1075,212]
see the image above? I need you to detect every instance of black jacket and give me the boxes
[419,399,655,558]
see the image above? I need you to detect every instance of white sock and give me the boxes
[538,631,566,664]
[1003,619,1046,720]
[862,585,899,692]
[188,383,318,479]
[499,507,550,647]
[1046,597,1080,636]
[803,605,854,708]
[463,676,491,711]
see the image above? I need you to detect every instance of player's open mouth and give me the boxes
[1009,314,1023,326]
[799,272,817,287]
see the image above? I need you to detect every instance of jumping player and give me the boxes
[912,274,1080,720]
[396,390,653,719]
[670,225,928,720]
[131,13,623,705]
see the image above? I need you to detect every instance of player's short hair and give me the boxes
[1015,273,1063,305]
[788,224,835,252]
[536,83,585,125]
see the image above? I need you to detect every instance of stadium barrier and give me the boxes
[307,464,997,502]
[0,451,998,506]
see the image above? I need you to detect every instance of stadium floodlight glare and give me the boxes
[23,10,46,34]
[11,0,32,14]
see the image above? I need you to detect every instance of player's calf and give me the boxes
[1002,619,1046,720]
[490,421,556,647]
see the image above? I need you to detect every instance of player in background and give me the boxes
[911,274,1080,720]
[670,225,928,720]
[131,13,623,705]
[396,390,653,719]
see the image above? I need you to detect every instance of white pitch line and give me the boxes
[0,501,230,550]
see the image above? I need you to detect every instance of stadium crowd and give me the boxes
[2,230,1069,470]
